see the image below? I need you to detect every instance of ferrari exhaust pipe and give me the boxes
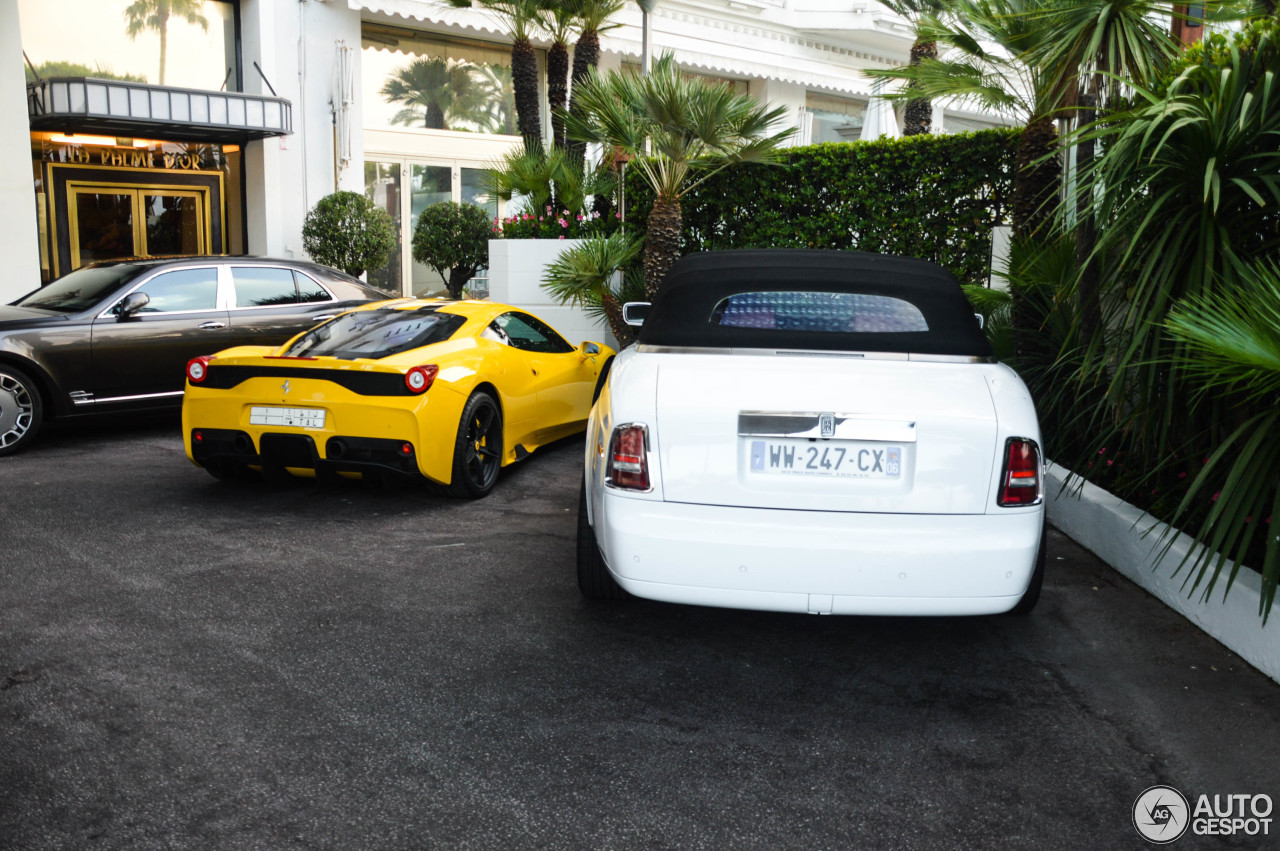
[328,438,347,460]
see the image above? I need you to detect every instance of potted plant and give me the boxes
[301,191,397,278]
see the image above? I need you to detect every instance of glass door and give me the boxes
[364,161,403,294]
[364,157,505,298]
[409,163,453,298]
[70,190,137,266]
[67,183,211,270]
[142,190,207,257]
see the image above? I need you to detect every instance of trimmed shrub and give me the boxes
[301,191,397,278]
[412,201,491,299]
[622,129,1019,286]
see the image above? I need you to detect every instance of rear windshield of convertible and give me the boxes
[638,250,991,357]
[283,307,466,360]
[711,292,928,334]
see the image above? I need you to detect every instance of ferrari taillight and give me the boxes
[405,365,438,394]
[606,424,650,491]
[186,356,215,384]
[998,437,1042,507]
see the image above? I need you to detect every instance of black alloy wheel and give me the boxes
[577,479,627,600]
[0,365,43,457]
[1008,518,1048,615]
[449,391,502,498]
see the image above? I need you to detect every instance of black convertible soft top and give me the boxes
[637,250,992,357]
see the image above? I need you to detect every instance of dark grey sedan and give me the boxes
[0,257,391,455]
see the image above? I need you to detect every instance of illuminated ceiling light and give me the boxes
[47,133,118,146]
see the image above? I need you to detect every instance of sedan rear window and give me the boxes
[711,292,928,334]
[282,307,466,360]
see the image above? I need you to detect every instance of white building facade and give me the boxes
[2,0,1008,305]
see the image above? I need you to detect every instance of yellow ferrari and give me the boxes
[181,299,615,497]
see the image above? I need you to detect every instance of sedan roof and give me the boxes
[638,249,992,357]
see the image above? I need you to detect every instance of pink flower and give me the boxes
[615,212,622,219]
[558,235,565,240]
[558,218,568,228]
[576,214,584,221]
[1212,491,1221,502]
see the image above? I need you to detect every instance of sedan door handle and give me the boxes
[198,321,227,330]
[310,314,336,322]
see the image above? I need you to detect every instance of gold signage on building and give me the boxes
[54,145,208,171]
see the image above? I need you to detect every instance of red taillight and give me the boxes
[998,437,1042,507]
[606,424,650,491]
[400,442,414,456]
[186,355,215,384]
[405,365,438,394]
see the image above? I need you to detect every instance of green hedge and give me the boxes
[622,129,1019,287]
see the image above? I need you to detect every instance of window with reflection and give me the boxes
[18,0,239,91]
[487,312,574,353]
[362,25,520,135]
[231,267,300,307]
[128,268,219,313]
[806,93,867,144]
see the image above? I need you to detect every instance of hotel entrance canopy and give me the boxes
[27,77,293,143]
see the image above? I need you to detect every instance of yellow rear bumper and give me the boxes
[182,375,467,484]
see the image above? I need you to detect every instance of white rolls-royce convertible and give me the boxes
[578,249,1046,616]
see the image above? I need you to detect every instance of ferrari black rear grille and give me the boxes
[202,365,410,396]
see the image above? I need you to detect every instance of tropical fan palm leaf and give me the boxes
[541,231,644,343]
[564,53,793,294]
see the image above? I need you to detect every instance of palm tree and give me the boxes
[566,0,627,161]
[542,231,645,344]
[445,0,549,151]
[380,57,484,130]
[483,144,616,220]
[1164,264,1280,618]
[874,0,949,135]
[867,0,1072,238]
[123,0,208,85]
[564,54,794,296]
[545,2,577,149]
[1029,0,1180,344]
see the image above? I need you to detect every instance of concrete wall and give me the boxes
[751,78,806,146]
[487,239,618,351]
[240,0,362,260]
[1,1,42,302]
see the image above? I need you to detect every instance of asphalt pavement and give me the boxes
[1,417,1278,850]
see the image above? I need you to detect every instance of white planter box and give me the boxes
[1046,463,1280,684]
[487,239,618,350]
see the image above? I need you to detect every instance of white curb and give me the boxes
[1045,464,1280,685]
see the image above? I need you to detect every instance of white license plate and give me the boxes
[249,406,327,429]
[749,439,902,479]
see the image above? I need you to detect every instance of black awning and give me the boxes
[27,77,292,143]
